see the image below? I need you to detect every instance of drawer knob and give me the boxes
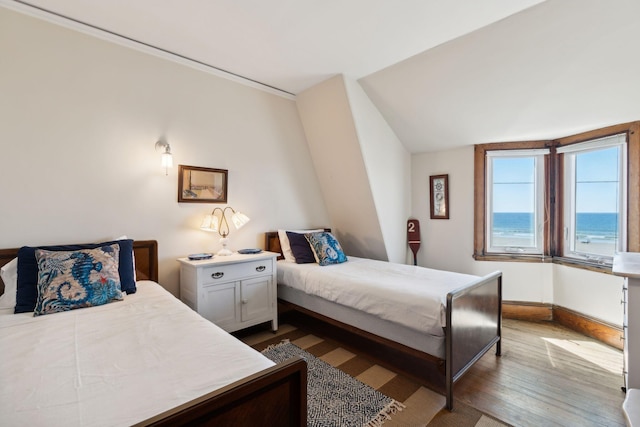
[256,265,266,272]
[242,299,248,304]
[211,272,224,279]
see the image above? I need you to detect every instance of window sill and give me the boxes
[473,253,613,274]
[552,257,613,274]
[473,253,550,263]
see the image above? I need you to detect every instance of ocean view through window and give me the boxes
[561,136,626,261]
[486,150,546,254]
[474,121,639,268]
[493,212,618,256]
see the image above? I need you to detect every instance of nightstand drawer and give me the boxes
[203,259,273,283]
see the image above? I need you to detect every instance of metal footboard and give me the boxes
[445,271,502,410]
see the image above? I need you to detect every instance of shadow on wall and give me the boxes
[336,231,388,262]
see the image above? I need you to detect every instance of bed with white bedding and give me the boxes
[0,240,306,427]
[277,255,483,358]
[266,230,502,411]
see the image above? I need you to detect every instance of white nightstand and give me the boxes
[178,251,279,333]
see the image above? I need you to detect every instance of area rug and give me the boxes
[262,341,405,427]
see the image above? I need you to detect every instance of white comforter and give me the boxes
[0,281,275,427]
[278,257,480,336]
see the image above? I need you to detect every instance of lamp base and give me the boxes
[217,248,233,256]
[217,237,233,256]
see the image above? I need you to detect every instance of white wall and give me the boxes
[342,76,412,264]
[412,147,477,273]
[296,75,411,263]
[0,8,329,296]
[553,264,623,326]
[296,76,387,260]
[412,146,624,326]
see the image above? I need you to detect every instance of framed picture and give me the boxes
[429,174,449,219]
[178,165,228,203]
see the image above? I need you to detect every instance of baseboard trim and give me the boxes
[503,301,553,322]
[552,306,623,350]
[503,301,623,350]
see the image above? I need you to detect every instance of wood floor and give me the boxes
[237,317,626,427]
[455,319,626,427]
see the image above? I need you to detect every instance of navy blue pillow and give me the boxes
[286,231,316,264]
[15,239,136,314]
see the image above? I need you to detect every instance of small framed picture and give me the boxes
[178,165,228,203]
[429,174,449,219]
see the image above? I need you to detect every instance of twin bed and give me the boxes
[266,230,502,411]
[0,240,306,426]
[0,232,501,425]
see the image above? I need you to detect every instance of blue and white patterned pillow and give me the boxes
[305,232,348,266]
[33,244,123,316]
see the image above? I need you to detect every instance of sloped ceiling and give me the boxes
[4,0,544,95]
[4,0,640,153]
[360,0,640,152]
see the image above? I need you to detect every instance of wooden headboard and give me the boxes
[0,240,159,296]
[131,240,159,282]
[264,232,284,260]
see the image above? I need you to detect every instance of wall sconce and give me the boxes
[200,206,250,256]
[154,139,173,175]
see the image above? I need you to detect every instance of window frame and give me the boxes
[474,121,640,272]
[485,150,547,255]
[559,136,627,264]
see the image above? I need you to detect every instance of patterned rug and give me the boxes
[262,341,405,427]
[241,324,511,426]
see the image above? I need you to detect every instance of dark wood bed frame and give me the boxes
[0,240,307,427]
[265,231,502,410]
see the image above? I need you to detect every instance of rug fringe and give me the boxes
[365,399,406,427]
[261,338,290,352]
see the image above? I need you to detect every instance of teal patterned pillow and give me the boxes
[305,232,348,266]
[33,245,123,316]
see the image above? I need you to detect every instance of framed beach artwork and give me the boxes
[429,174,449,219]
[178,165,228,203]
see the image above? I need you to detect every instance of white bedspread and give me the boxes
[0,281,275,427]
[278,257,480,336]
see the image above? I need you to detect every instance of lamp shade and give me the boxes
[231,211,250,229]
[200,214,218,232]
[161,152,173,168]
[155,139,173,175]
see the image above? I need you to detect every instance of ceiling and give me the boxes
[10,0,545,95]
[6,0,640,153]
[360,0,640,152]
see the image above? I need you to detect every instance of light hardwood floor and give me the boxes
[238,317,626,427]
[455,319,626,426]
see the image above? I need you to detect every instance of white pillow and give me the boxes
[278,229,324,263]
[0,257,18,309]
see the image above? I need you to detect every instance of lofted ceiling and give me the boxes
[5,0,640,153]
[360,0,640,152]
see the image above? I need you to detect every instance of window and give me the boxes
[559,134,627,264]
[474,121,640,270]
[486,150,547,254]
